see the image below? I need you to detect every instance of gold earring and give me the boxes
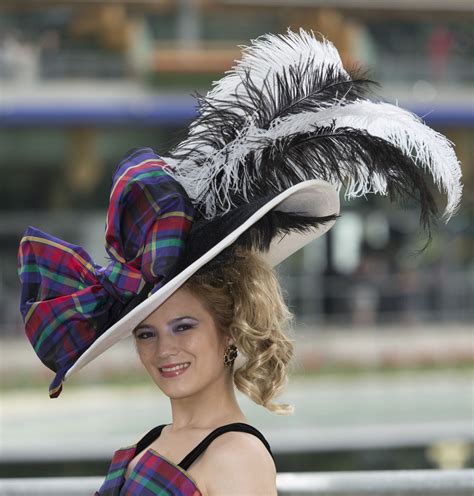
[224,344,238,367]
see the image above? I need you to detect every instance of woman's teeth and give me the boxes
[160,363,190,372]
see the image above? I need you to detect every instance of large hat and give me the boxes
[18,28,462,398]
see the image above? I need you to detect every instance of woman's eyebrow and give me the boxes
[133,316,198,334]
[168,316,197,325]
[132,324,152,335]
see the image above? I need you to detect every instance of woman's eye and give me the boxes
[136,331,155,340]
[175,324,192,332]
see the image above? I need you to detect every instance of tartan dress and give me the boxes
[95,423,274,496]
[95,444,202,496]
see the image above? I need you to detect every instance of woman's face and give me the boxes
[133,286,230,399]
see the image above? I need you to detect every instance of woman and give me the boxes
[18,29,461,496]
[98,248,292,495]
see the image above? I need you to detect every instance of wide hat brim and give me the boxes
[64,179,339,382]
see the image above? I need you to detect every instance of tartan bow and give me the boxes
[17,148,195,398]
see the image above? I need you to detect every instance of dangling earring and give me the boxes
[224,344,238,367]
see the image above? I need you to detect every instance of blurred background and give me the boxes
[0,0,473,483]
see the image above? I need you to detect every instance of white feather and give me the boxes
[205,27,345,112]
[164,28,462,221]
[164,28,346,216]
[268,101,463,219]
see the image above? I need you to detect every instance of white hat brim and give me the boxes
[64,179,339,381]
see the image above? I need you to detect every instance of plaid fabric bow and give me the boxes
[17,148,195,398]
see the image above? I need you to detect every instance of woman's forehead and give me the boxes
[145,287,210,323]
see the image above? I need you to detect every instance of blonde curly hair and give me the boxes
[184,247,295,415]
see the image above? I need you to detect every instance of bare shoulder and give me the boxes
[201,430,277,496]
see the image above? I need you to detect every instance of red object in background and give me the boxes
[427,26,455,81]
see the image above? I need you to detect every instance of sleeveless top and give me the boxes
[95,422,274,495]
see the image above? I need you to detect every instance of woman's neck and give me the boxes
[167,374,247,432]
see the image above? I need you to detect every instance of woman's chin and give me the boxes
[154,379,196,399]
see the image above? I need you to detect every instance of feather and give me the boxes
[203,27,350,119]
[163,28,462,230]
[163,29,376,213]
[193,211,340,275]
[269,101,462,220]
[187,124,439,230]
[181,199,339,269]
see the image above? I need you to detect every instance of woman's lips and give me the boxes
[159,362,191,378]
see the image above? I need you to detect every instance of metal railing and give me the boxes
[0,470,473,495]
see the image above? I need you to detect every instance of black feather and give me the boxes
[261,125,438,232]
[169,63,377,165]
[181,123,437,234]
[166,49,439,237]
[224,62,378,130]
[179,195,338,269]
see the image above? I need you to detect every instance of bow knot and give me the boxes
[95,260,145,303]
[18,148,195,398]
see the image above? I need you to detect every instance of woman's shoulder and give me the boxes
[200,428,277,495]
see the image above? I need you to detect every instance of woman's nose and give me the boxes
[155,332,180,359]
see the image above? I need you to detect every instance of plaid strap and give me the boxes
[17,148,195,398]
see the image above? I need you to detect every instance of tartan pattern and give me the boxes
[17,148,195,398]
[96,445,202,496]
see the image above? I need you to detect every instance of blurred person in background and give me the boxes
[17,29,461,495]
[428,25,455,82]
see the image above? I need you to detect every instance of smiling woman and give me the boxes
[103,248,290,495]
[17,28,461,496]
[133,247,294,414]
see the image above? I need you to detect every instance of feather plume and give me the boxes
[182,202,339,270]
[163,28,462,229]
[269,101,462,220]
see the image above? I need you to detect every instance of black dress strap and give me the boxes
[135,424,167,454]
[178,422,274,470]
